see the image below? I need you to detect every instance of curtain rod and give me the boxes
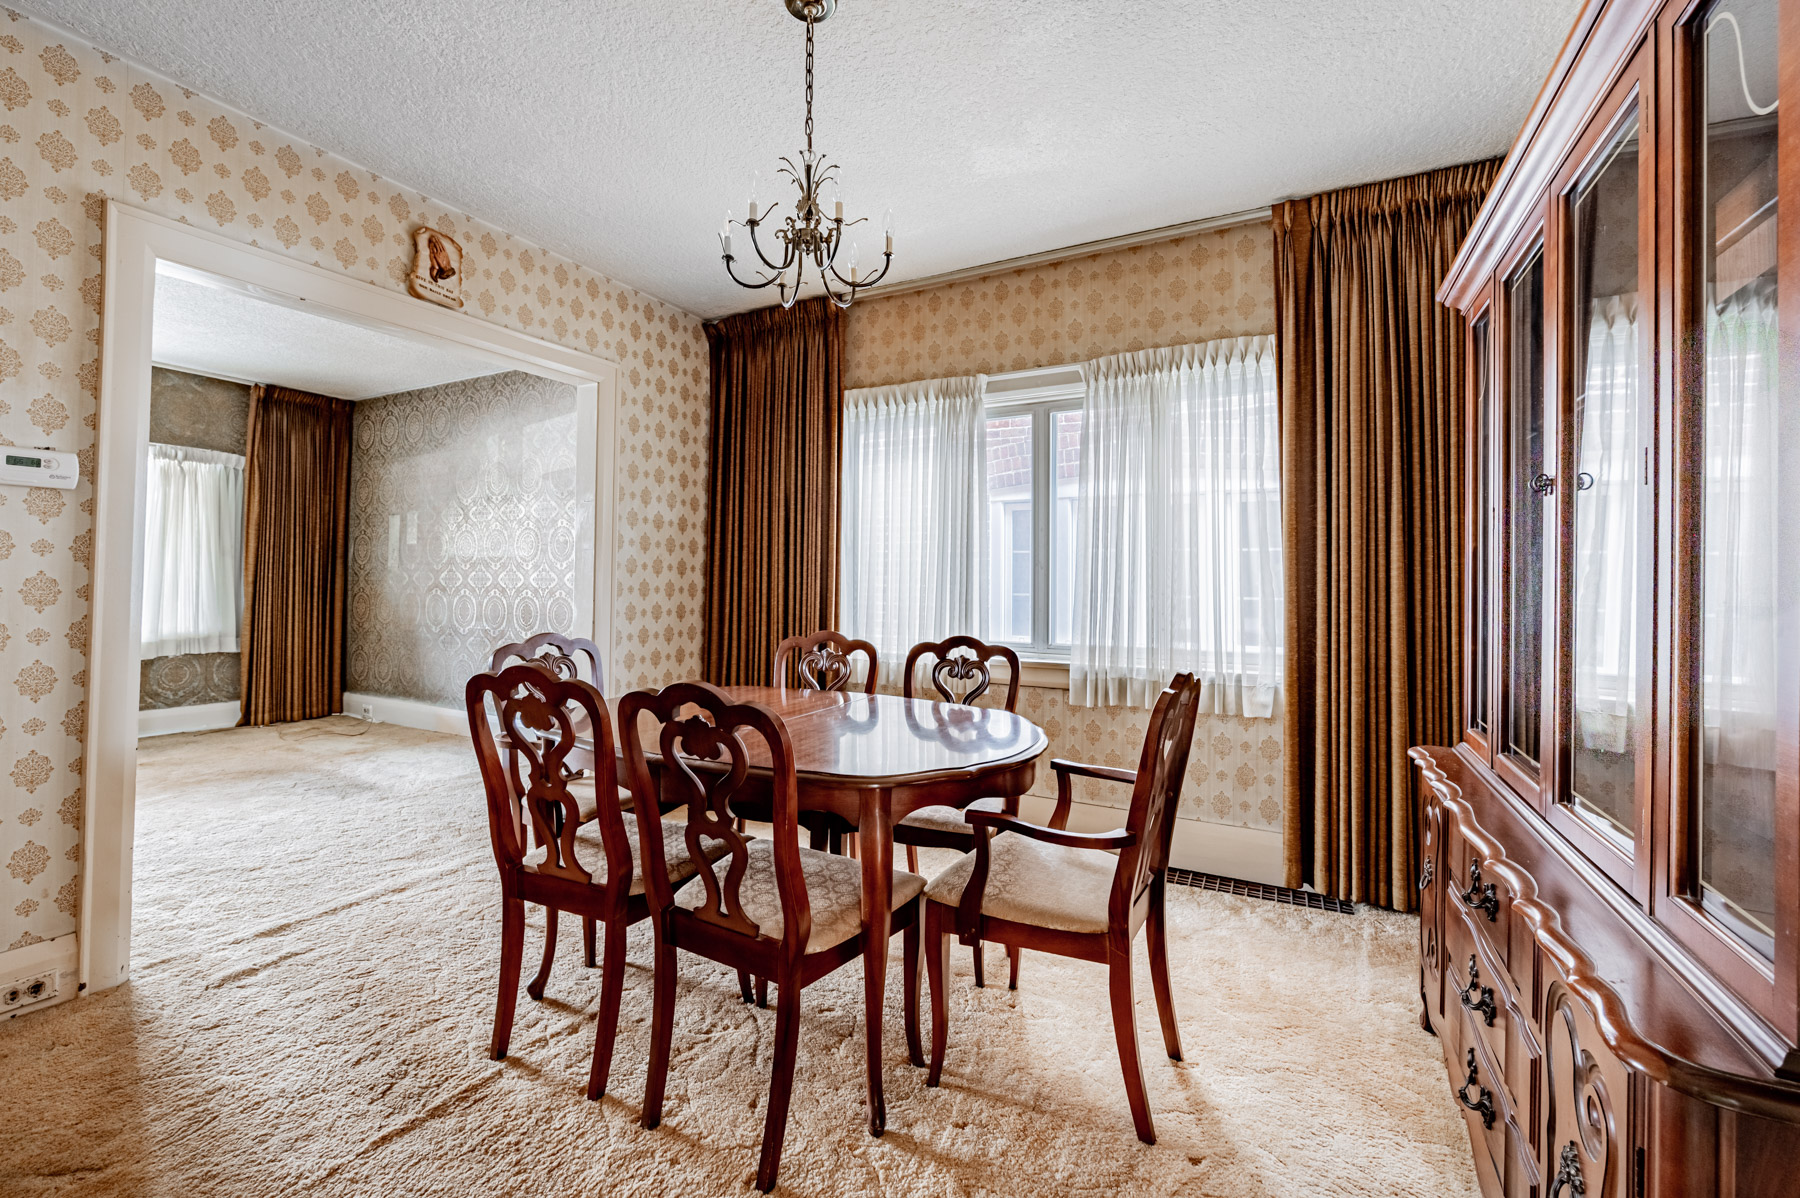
[863,206,1272,301]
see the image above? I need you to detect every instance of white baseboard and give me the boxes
[0,933,79,1019]
[1015,793,1284,885]
[343,691,468,737]
[137,699,240,738]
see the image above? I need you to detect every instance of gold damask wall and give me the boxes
[0,12,708,953]
[844,225,1285,832]
[347,372,582,708]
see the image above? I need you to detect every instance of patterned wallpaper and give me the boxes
[845,226,1285,832]
[0,11,709,954]
[137,367,247,711]
[347,372,581,708]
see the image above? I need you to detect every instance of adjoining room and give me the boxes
[2,1,1799,1195]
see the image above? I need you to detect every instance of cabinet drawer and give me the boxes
[1446,835,1519,987]
[1443,904,1525,1112]
[1447,1000,1541,1198]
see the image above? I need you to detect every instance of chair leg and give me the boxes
[808,816,830,851]
[828,824,842,855]
[903,906,924,1067]
[972,940,985,988]
[641,925,678,1130]
[527,905,558,1001]
[926,902,952,1087]
[736,968,755,1004]
[491,894,525,1060]
[755,976,803,1193]
[905,843,919,873]
[1008,944,1022,991]
[1108,949,1157,1144]
[583,915,598,968]
[755,975,769,1009]
[586,918,628,1101]
[1146,875,1183,1060]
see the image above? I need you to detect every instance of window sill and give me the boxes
[1016,658,1069,689]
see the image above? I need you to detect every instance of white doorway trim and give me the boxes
[84,201,619,996]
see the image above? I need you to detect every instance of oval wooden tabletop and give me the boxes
[619,685,1048,789]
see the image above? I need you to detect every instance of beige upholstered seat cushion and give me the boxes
[539,814,728,896]
[676,838,926,953]
[896,795,1005,836]
[923,834,1120,934]
[563,774,632,824]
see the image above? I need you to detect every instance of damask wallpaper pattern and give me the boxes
[347,372,581,708]
[845,227,1285,833]
[0,12,709,954]
[137,367,248,711]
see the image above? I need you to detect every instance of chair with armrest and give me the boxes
[919,672,1202,1144]
[892,635,1026,987]
[464,664,727,1101]
[621,680,926,1193]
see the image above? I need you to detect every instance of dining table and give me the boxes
[616,684,1048,1135]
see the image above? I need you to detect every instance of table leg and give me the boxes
[859,788,892,1137]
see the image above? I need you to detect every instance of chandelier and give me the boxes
[719,0,893,309]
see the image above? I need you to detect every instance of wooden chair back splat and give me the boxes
[489,630,606,691]
[621,680,925,1194]
[902,635,1021,710]
[772,629,879,695]
[921,672,1203,1145]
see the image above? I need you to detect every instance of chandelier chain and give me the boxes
[804,17,814,153]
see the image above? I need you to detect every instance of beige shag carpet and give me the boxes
[0,718,1477,1197]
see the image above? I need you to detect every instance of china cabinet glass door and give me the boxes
[1690,0,1783,960]
[1502,249,1547,787]
[1566,104,1647,852]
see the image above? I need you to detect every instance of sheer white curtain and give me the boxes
[1070,336,1282,715]
[141,442,245,657]
[1572,297,1640,753]
[1702,283,1780,771]
[840,375,987,670]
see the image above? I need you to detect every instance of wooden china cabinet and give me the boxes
[1414,0,1800,1192]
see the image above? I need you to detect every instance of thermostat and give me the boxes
[0,447,78,490]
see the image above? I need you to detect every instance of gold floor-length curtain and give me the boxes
[1275,159,1499,911]
[703,298,844,685]
[240,385,353,726]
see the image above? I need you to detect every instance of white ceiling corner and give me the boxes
[30,0,1579,318]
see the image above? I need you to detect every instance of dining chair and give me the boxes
[488,630,617,966]
[771,629,879,694]
[620,680,926,1194]
[767,630,878,854]
[893,635,1025,988]
[920,672,1202,1144]
[465,663,727,1101]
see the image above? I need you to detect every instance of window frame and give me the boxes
[983,365,1086,662]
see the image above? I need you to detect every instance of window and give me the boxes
[140,442,245,657]
[840,338,1283,717]
[982,367,1084,657]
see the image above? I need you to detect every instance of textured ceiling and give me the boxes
[29,0,1578,318]
[152,266,507,400]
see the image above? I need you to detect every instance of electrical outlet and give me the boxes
[360,702,376,722]
[1,969,59,1012]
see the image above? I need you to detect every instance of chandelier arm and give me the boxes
[722,254,786,291]
[744,217,798,273]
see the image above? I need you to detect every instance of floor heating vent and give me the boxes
[1167,868,1356,915]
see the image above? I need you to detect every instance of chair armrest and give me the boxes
[965,808,1136,851]
[1047,758,1137,830]
[1048,758,1138,785]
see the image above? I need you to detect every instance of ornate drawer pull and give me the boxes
[1417,856,1434,891]
[1456,1048,1496,1129]
[1549,1142,1586,1197]
[1458,955,1497,1026]
[1531,472,1556,496]
[1461,858,1499,921]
